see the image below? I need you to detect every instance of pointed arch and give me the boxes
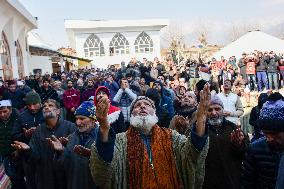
[109,33,130,56]
[0,31,13,80]
[16,40,24,79]
[83,34,105,57]
[134,31,153,53]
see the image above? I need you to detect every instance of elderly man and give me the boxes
[241,93,284,189]
[170,91,198,136]
[203,95,249,189]
[0,100,26,189]
[48,101,98,189]
[11,99,76,189]
[90,85,211,189]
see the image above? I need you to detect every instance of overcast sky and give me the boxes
[19,0,284,48]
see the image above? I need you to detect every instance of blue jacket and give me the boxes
[102,81,119,100]
[57,128,98,189]
[241,138,282,189]
[160,95,174,119]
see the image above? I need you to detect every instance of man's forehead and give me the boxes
[209,104,223,109]
[43,102,56,106]
[134,99,152,107]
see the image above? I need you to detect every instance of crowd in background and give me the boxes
[0,54,284,189]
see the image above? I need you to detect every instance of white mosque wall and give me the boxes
[0,0,37,79]
[27,55,53,75]
[74,30,162,68]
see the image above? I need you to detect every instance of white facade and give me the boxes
[65,19,169,68]
[28,55,53,75]
[0,0,37,79]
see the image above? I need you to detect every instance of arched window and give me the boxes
[16,40,24,79]
[109,33,129,56]
[83,34,105,57]
[0,31,13,79]
[134,32,153,53]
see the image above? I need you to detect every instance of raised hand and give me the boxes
[230,128,245,146]
[46,135,64,152]
[73,145,91,157]
[11,141,30,151]
[196,83,211,137]
[96,97,110,142]
[96,97,110,126]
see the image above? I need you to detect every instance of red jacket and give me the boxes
[63,88,81,111]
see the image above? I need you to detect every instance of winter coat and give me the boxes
[256,57,268,72]
[3,89,25,110]
[63,88,80,112]
[203,119,249,189]
[102,81,119,100]
[241,138,282,189]
[113,88,137,122]
[57,128,98,189]
[12,109,45,144]
[267,56,280,73]
[0,108,19,157]
[81,88,96,102]
[26,119,76,189]
[39,87,60,104]
[238,58,247,78]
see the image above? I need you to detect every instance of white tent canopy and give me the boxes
[212,31,284,60]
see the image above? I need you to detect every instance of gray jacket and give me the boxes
[26,119,76,189]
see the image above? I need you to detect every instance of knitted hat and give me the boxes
[130,96,156,114]
[24,91,41,105]
[258,99,284,132]
[75,101,96,120]
[210,95,224,108]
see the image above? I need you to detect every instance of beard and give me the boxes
[43,111,57,119]
[130,114,159,133]
[208,116,224,126]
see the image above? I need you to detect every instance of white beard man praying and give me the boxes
[90,85,211,189]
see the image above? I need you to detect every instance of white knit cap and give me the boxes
[0,100,12,107]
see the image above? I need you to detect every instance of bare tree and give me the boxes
[192,18,214,46]
[160,21,186,48]
[227,22,262,42]
[161,21,186,64]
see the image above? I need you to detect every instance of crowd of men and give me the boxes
[0,55,283,189]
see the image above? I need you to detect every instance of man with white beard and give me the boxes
[90,85,211,189]
[203,95,249,189]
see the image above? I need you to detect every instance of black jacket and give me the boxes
[241,138,282,189]
[203,119,249,189]
[0,108,19,157]
[13,109,45,143]
[39,87,60,104]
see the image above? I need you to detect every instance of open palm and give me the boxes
[47,135,64,152]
